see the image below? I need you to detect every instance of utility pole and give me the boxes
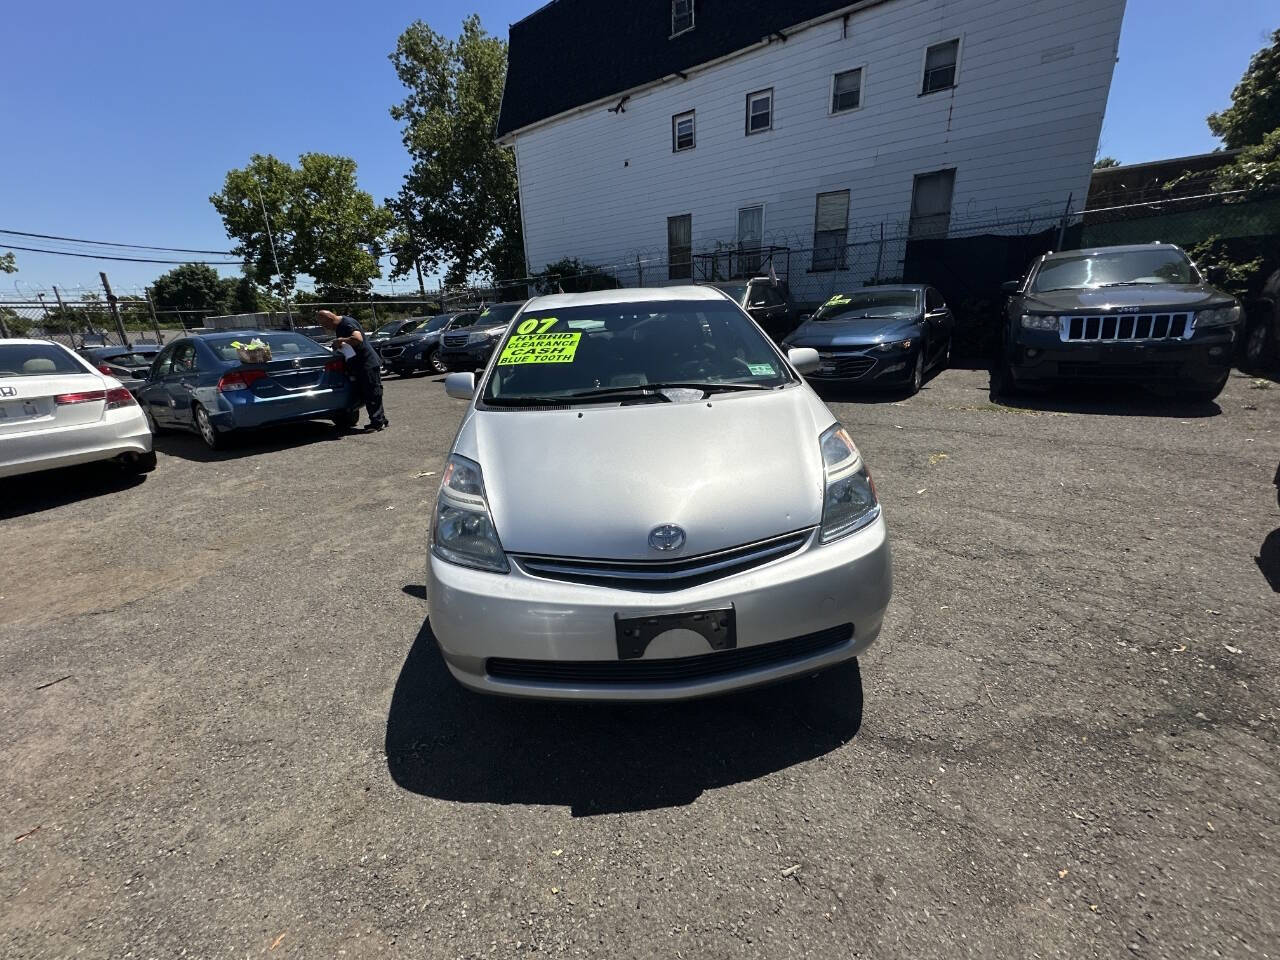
[144,287,165,344]
[1056,192,1074,251]
[256,181,294,329]
[99,272,130,345]
[414,258,426,298]
[52,285,86,345]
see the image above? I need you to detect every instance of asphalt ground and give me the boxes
[3,365,1278,959]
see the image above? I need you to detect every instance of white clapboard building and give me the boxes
[497,0,1128,289]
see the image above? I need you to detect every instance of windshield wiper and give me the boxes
[569,381,775,399]
[1096,281,1157,288]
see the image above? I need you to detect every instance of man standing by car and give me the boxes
[315,310,388,432]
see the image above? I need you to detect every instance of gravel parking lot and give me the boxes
[3,366,1278,959]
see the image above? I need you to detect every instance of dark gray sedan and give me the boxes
[782,285,954,395]
[378,312,478,376]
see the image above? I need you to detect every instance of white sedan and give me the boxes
[0,338,155,479]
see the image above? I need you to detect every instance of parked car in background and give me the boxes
[997,242,1241,400]
[1243,268,1279,371]
[429,286,891,700]
[439,302,526,371]
[706,277,801,342]
[370,317,428,344]
[137,331,356,450]
[782,285,954,395]
[0,339,155,479]
[380,312,479,377]
[79,344,163,395]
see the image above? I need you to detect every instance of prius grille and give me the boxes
[513,529,813,592]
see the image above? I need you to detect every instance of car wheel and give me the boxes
[124,450,157,475]
[1244,316,1274,370]
[194,404,222,450]
[426,347,447,375]
[941,336,952,370]
[143,404,164,435]
[332,407,360,430]
[907,349,924,395]
[992,354,1022,398]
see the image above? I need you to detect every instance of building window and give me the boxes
[909,169,956,238]
[737,205,764,275]
[672,111,695,152]
[668,214,692,280]
[831,68,863,113]
[745,89,773,135]
[922,39,960,94]
[812,190,850,271]
[671,0,694,37]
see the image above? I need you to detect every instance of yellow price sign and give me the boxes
[497,332,582,365]
[824,294,852,307]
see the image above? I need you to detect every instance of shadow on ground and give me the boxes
[984,372,1223,418]
[1259,529,1280,593]
[0,463,148,520]
[153,421,345,463]
[385,614,864,817]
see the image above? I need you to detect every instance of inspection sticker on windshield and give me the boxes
[498,332,581,365]
[748,363,776,376]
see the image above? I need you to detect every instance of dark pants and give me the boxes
[350,360,387,427]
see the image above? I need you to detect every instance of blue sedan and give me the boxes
[138,331,357,449]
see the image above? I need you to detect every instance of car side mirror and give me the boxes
[1001,281,1021,295]
[788,347,820,375]
[444,371,475,400]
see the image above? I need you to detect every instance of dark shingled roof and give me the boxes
[497,0,870,138]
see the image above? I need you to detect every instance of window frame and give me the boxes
[667,213,693,281]
[920,37,961,96]
[672,110,696,152]
[830,66,866,114]
[811,189,851,273]
[908,168,957,239]
[671,0,694,38]
[745,88,774,136]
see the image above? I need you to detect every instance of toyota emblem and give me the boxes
[648,523,686,552]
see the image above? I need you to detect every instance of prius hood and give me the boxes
[453,386,834,560]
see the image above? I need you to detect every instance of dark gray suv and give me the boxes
[997,242,1242,401]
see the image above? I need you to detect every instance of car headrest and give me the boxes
[22,358,57,373]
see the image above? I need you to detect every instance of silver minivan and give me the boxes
[428,286,893,700]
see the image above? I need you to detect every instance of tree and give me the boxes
[389,16,524,285]
[1212,125,1280,197]
[1208,29,1280,150]
[1093,156,1121,169]
[151,263,229,314]
[210,153,394,297]
[1,251,15,273]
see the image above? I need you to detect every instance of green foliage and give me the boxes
[0,251,15,273]
[1187,235,1265,299]
[389,15,524,284]
[1208,29,1280,149]
[1211,127,1280,198]
[1093,156,1121,169]
[530,257,618,295]
[151,263,229,314]
[210,153,394,297]
[0,307,30,336]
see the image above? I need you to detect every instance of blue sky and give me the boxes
[1,0,1275,295]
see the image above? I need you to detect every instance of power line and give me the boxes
[0,227,236,255]
[0,243,243,266]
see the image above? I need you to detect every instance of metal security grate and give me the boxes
[514,529,813,592]
[1062,313,1191,343]
[486,623,854,686]
[811,353,876,380]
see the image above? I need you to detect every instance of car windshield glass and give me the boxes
[374,321,400,336]
[713,283,748,303]
[205,332,329,362]
[1032,249,1197,291]
[99,352,156,366]
[421,315,449,332]
[815,291,919,319]
[481,300,793,403]
[474,303,523,329]
[0,343,87,377]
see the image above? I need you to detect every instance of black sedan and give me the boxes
[782,285,954,395]
[378,312,478,376]
[707,278,801,342]
[79,344,162,394]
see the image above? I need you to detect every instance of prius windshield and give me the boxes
[1032,249,1199,292]
[481,300,793,403]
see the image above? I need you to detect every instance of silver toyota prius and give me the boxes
[427,286,893,700]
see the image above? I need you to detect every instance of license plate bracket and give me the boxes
[614,606,736,660]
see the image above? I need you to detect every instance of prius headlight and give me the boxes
[819,424,880,543]
[431,454,509,573]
